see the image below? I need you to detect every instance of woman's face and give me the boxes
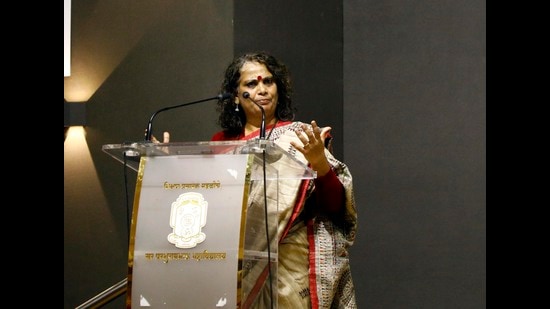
[236,61,279,123]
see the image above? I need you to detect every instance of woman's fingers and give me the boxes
[320,126,332,142]
[151,131,170,143]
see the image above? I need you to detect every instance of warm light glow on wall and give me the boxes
[65,126,86,141]
[63,2,168,102]
[64,125,115,245]
[64,0,71,77]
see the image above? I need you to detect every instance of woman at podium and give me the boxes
[210,51,358,309]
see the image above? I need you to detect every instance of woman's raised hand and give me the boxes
[291,120,332,176]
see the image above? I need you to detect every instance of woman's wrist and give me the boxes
[312,160,331,177]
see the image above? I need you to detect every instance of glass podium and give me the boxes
[103,139,315,308]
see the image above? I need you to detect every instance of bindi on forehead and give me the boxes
[257,75,262,81]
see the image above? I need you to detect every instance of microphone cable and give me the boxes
[260,121,277,309]
[260,148,274,309]
[122,151,132,244]
[243,90,274,307]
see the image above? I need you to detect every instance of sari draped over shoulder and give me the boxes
[214,121,357,309]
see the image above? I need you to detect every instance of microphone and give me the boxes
[144,92,231,141]
[243,92,266,139]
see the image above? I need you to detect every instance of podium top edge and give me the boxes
[101,139,316,178]
[102,140,249,150]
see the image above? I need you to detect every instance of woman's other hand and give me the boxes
[151,131,170,143]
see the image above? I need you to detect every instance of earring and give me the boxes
[235,103,239,112]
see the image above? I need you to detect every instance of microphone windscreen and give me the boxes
[218,92,231,100]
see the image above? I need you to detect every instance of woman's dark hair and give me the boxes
[216,51,295,135]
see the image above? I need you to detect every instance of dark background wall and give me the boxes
[64,0,485,308]
[344,0,486,307]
